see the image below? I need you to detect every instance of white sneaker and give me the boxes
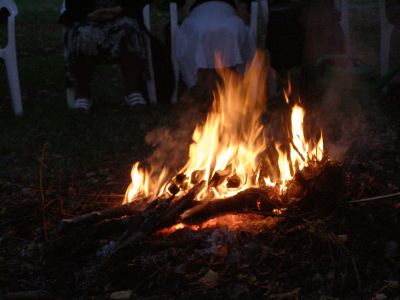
[125,92,146,108]
[72,98,92,111]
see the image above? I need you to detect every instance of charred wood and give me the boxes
[101,181,206,270]
[182,188,282,224]
[56,197,150,234]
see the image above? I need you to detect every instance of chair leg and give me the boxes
[146,79,157,105]
[66,86,75,109]
[145,35,157,105]
[170,51,179,104]
[170,2,179,104]
[4,50,23,115]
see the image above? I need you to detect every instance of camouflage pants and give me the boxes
[64,16,148,83]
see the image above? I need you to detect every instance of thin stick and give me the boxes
[351,256,362,289]
[348,192,400,204]
[290,140,306,162]
[40,144,48,241]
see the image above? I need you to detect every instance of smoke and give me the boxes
[143,98,207,177]
[298,1,376,161]
[318,65,368,161]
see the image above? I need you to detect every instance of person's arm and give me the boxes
[87,6,124,22]
[86,0,151,23]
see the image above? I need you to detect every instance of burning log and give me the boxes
[293,162,346,213]
[226,174,241,188]
[190,170,205,185]
[182,187,282,224]
[208,165,232,188]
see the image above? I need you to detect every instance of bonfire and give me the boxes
[56,53,344,268]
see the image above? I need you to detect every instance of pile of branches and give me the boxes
[49,161,346,270]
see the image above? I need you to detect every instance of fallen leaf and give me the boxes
[269,287,301,299]
[199,269,219,288]
[110,290,133,300]
[174,263,186,274]
[374,293,388,300]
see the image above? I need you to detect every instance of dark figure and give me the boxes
[301,0,345,67]
[59,0,150,110]
[266,0,345,99]
[265,1,307,73]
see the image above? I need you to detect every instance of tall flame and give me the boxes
[124,52,324,204]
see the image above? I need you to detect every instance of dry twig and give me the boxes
[349,192,400,204]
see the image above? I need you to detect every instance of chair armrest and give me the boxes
[0,0,18,51]
[143,4,150,32]
[0,0,18,17]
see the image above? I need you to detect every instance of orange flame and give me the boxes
[124,52,324,204]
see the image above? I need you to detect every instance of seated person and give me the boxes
[266,0,308,74]
[266,0,344,99]
[59,0,150,110]
[176,0,254,99]
[386,0,400,88]
[301,0,344,67]
[300,0,345,99]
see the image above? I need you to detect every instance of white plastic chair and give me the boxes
[61,2,157,108]
[169,1,262,104]
[0,0,23,115]
[335,0,350,54]
[380,0,394,78]
[142,5,157,105]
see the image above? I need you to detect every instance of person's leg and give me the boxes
[118,52,147,107]
[119,51,144,96]
[73,56,96,100]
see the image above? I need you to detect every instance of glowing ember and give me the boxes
[158,222,200,235]
[124,52,324,204]
[158,214,272,235]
